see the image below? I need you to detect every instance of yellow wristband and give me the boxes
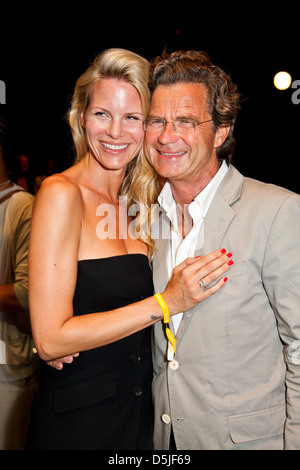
[165,328,177,356]
[154,293,176,356]
[154,293,170,324]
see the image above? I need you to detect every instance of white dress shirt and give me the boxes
[158,161,229,339]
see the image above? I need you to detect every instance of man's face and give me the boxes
[145,82,228,184]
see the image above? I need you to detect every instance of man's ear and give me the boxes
[214,126,231,148]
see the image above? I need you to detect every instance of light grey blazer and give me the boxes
[151,165,300,450]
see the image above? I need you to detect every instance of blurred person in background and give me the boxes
[13,153,34,194]
[0,111,39,449]
[33,157,56,194]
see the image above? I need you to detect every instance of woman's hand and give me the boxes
[162,249,233,315]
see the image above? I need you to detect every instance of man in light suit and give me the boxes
[145,50,300,450]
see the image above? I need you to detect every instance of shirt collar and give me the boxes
[158,160,228,218]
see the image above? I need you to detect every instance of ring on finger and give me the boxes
[199,278,209,290]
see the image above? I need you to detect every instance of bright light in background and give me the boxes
[274,71,292,90]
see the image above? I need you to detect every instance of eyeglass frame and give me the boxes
[143,117,213,133]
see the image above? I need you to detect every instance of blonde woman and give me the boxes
[26,49,231,450]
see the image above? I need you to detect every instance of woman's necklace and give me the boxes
[0,179,12,191]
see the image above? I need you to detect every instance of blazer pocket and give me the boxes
[228,403,286,444]
[54,369,117,413]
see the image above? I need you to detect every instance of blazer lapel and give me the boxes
[202,191,236,254]
[203,165,243,254]
[176,165,243,341]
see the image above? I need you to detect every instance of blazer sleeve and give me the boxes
[262,193,300,449]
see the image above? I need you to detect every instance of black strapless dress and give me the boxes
[26,254,154,450]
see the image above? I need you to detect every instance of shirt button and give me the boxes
[161,414,171,424]
[169,360,179,370]
[133,386,143,397]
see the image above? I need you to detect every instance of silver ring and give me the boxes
[199,279,208,290]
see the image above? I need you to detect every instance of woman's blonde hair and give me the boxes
[68,48,157,257]
[126,148,161,260]
[69,48,150,164]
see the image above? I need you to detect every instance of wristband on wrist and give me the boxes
[154,293,177,356]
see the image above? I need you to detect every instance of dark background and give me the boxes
[1,7,299,193]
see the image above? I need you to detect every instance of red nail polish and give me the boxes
[223,277,228,282]
[226,252,232,258]
[227,260,233,266]
[195,256,201,259]
[220,249,226,254]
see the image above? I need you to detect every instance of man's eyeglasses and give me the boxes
[144,117,213,134]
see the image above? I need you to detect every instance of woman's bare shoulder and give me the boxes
[40,172,81,191]
[37,172,83,205]
[30,172,83,250]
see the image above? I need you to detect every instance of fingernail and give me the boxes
[195,256,201,258]
[227,260,233,266]
[226,252,232,258]
[223,277,228,282]
[220,249,226,254]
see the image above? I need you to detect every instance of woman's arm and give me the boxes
[29,174,83,360]
[29,175,232,361]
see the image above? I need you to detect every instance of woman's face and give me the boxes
[81,78,144,172]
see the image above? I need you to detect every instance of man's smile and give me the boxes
[158,150,186,157]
